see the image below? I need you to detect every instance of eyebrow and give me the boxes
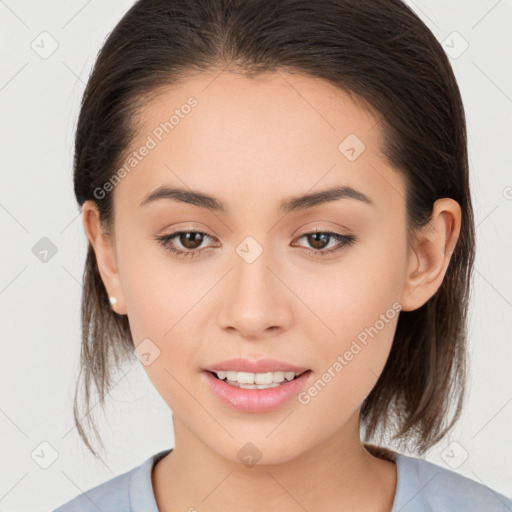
[139,184,372,213]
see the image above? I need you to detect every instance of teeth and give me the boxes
[225,381,282,389]
[214,370,301,386]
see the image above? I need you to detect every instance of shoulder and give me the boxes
[394,452,512,512]
[52,468,132,512]
[52,449,171,512]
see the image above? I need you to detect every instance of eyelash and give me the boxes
[155,229,357,258]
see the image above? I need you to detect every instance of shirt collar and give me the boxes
[129,449,172,512]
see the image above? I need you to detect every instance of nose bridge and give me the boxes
[217,234,293,336]
[234,235,271,298]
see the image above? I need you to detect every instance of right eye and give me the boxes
[155,230,218,258]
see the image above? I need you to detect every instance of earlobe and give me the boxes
[81,201,127,315]
[400,198,461,312]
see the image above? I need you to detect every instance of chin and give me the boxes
[205,434,307,467]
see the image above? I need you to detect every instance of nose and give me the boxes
[216,243,295,340]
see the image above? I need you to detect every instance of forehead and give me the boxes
[113,70,403,214]
[133,70,381,152]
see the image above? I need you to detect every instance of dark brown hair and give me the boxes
[72,0,475,462]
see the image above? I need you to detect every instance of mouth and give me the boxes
[205,369,312,390]
[203,368,314,413]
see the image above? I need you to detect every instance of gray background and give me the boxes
[1,1,511,510]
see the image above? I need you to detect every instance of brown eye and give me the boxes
[155,230,216,257]
[293,231,357,256]
[155,229,357,259]
[306,232,330,250]
[177,231,205,250]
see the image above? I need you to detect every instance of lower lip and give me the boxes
[203,370,313,413]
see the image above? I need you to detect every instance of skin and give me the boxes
[82,70,461,512]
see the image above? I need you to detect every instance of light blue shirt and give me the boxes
[53,448,512,511]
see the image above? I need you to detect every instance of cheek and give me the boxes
[115,234,207,412]
[299,224,405,337]
[115,229,197,347]
[295,230,406,405]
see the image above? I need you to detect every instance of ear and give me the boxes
[400,198,461,312]
[81,200,127,315]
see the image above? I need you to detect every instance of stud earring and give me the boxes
[109,296,117,306]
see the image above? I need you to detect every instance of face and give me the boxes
[91,71,415,464]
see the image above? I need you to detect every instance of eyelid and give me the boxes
[158,221,213,233]
[291,220,352,236]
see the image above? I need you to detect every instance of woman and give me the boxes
[53,0,511,510]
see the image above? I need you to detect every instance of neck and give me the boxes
[152,412,397,512]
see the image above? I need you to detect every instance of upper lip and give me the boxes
[203,358,310,374]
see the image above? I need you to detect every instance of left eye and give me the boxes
[292,231,357,255]
[155,230,357,258]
